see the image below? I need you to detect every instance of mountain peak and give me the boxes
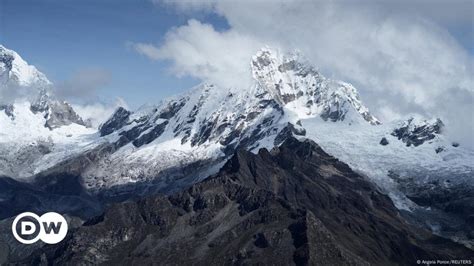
[29,88,86,129]
[0,44,51,88]
[251,47,380,125]
[0,45,86,129]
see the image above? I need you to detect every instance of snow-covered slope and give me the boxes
[0,99,96,178]
[301,117,473,208]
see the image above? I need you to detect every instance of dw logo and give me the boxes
[11,212,68,244]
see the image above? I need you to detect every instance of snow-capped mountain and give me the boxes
[1,45,470,190]
[0,45,94,178]
[252,48,380,125]
[0,45,50,92]
[2,46,471,193]
[1,45,473,246]
[72,48,384,191]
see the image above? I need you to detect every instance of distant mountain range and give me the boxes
[0,44,472,264]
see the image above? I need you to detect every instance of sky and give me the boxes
[0,0,229,106]
[0,0,473,144]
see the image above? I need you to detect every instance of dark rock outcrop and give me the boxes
[0,47,14,71]
[100,100,189,148]
[379,137,389,146]
[320,104,347,122]
[132,121,168,147]
[274,122,306,146]
[0,104,14,119]
[22,138,473,265]
[392,118,444,147]
[99,107,131,136]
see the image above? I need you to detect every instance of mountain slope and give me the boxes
[21,138,473,265]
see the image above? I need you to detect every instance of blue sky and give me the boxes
[0,0,228,107]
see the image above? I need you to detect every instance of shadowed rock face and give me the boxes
[395,176,474,246]
[379,137,389,145]
[0,176,102,221]
[99,101,185,148]
[391,118,444,147]
[22,138,472,265]
[99,107,131,136]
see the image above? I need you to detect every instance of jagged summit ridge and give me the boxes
[99,48,380,150]
[252,48,380,125]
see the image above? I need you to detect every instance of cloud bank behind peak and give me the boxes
[136,0,473,146]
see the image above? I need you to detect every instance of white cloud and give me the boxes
[72,97,128,128]
[144,0,473,146]
[133,19,262,88]
[377,104,403,122]
[133,43,162,60]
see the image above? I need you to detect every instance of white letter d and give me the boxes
[21,221,36,235]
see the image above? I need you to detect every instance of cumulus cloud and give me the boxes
[140,0,473,146]
[132,19,262,88]
[72,97,128,128]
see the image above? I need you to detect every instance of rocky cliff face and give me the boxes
[30,88,87,129]
[21,138,473,265]
[391,118,444,147]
